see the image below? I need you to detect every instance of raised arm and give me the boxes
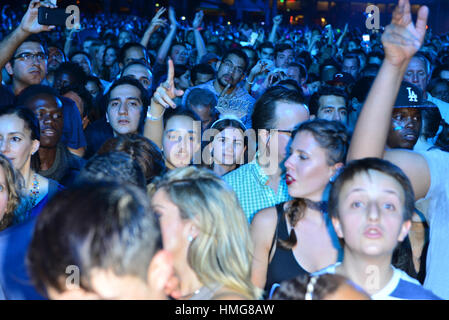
[268,15,282,44]
[0,0,56,82]
[144,59,184,148]
[155,7,177,65]
[347,0,430,199]
[140,7,167,49]
[192,10,207,64]
[336,23,348,48]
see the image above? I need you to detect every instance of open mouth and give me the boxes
[286,173,296,185]
[118,119,130,125]
[42,128,56,136]
[363,226,383,239]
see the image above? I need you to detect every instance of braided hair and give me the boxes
[278,119,349,250]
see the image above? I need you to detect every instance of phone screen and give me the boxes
[362,34,370,42]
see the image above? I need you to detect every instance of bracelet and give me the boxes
[146,107,165,121]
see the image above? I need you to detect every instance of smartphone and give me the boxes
[362,34,370,42]
[38,7,70,27]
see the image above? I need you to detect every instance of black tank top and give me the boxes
[264,202,309,298]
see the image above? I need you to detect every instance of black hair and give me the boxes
[350,76,375,103]
[60,85,93,118]
[27,181,162,295]
[54,62,88,89]
[185,88,218,109]
[105,76,150,132]
[274,43,293,58]
[10,34,47,67]
[68,50,92,62]
[191,63,215,85]
[120,60,152,78]
[309,85,348,116]
[221,48,249,73]
[76,151,146,189]
[118,42,148,65]
[251,85,306,132]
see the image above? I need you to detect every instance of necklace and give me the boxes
[29,173,40,207]
[304,199,328,213]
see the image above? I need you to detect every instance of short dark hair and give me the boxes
[105,76,150,131]
[185,88,217,108]
[163,106,201,126]
[120,60,152,79]
[76,151,146,189]
[27,182,162,295]
[17,84,61,107]
[68,50,92,63]
[60,84,93,118]
[343,53,360,69]
[98,134,166,184]
[258,41,274,53]
[191,63,215,85]
[329,158,415,221]
[251,85,306,131]
[221,48,249,73]
[119,42,148,65]
[10,34,46,67]
[54,62,88,88]
[274,43,293,58]
[287,62,308,82]
[309,85,348,116]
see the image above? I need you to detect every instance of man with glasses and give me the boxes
[182,48,256,128]
[0,0,87,157]
[223,86,310,223]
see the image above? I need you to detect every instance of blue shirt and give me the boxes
[223,156,291,223]
[314,263,441,300]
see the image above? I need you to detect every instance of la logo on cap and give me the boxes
[406,87,418,102]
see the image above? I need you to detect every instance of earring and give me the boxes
[187,235,193,243]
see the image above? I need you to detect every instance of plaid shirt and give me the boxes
[223,156,291,224]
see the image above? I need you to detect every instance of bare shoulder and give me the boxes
[384,149,430,200]
[250,206,278,231]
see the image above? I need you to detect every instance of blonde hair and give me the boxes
[153,166,261,299]
[0,154,22,230]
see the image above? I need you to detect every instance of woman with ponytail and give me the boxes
[250,119,348,299]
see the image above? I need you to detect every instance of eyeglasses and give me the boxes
[13,52,48,62]
[222,60,245,75]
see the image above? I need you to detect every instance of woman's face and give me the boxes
[162,116,198,169]
[0,115,39,172]
[0,166,9,221]
[284,130,335,201]
[211,127,245,166]
[104,48,117,67]
[95,45,106,65]
[152,189,192,257]
[332,170,410,257]
[175,70,192,91]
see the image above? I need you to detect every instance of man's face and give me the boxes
[171,45,188,66]
[190,104,213,128]
[8,41,47,88]
[194,72,214,86]
[404,57,428,93]
[123,47,146,66]
[122,64,153,90]
[342,58,359,79]
[275,49,294,68]
[217,54,246,88]
[47,47,65,72]
[317,95,348,125]
[25,94,63,148]
[387,108,422,150]
[259,47,274,61]
[118,31,132,48]
[287,66,301,84]
[71,53,92,75]
[53,72,76,91]
[106,84,143,135]
[83,40,94,54]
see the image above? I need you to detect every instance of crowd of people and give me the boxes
[0,0,448,300]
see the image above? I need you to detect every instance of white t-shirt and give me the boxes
[314,262,440,300]
[416,149,449,299]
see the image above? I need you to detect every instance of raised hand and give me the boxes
[168,7,177,28]
[192,10,204,29]
[20,0,57,34]
[152,59,184,109]
[273,15,282,27]
[149,7,167,33]
[381,0,428,67]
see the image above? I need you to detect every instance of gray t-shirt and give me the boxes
[417,149,449,299]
